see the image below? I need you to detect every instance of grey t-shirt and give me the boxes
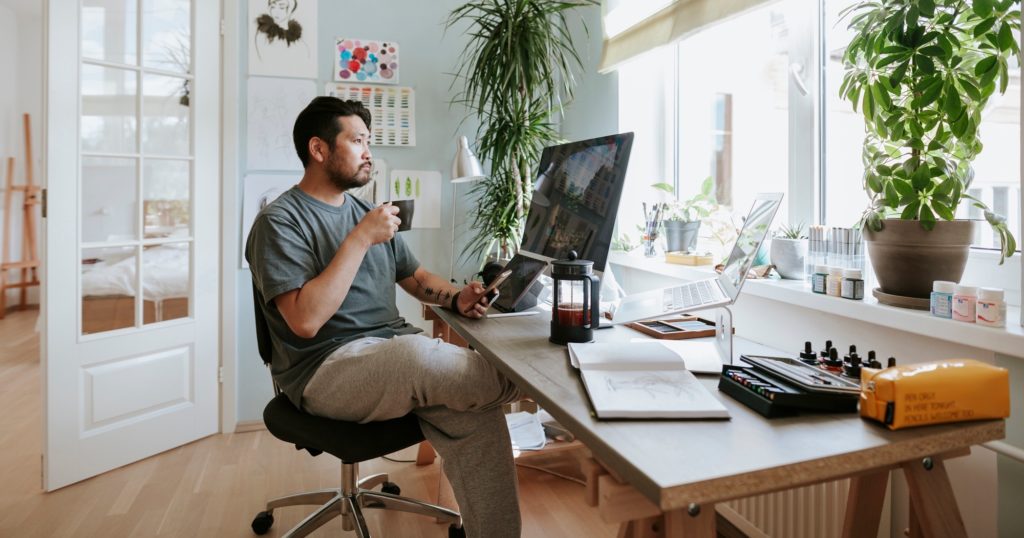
[246,186,422,407]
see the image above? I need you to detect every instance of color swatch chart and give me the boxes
[325,83,416,147]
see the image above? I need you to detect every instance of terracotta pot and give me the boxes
[863,219,976,299]
[664,220,700,252]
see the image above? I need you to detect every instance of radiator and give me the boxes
[718,479,890,538]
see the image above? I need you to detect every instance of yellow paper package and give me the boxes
[860,359,1009,430]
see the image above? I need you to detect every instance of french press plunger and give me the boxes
[549,251,601,345]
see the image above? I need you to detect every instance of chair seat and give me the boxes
[263,393,425,463]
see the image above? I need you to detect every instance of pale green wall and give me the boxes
[997,353,1024,537]
[234,0,613,421]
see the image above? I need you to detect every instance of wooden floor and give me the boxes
[0,309,618,537]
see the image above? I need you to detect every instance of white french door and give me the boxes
[43,0,219,490]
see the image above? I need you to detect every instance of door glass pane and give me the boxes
[82,156,138,242]
[142,242,190,325]
[141,0,191,73]
[82,245,138,334]
[142,73,191,155]
[143,159,190,238]
[82,0,138,65]
[81,64,138,153]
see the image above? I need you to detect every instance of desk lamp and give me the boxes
[449,135,485,282]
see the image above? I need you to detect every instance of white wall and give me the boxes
[0,3,44,309]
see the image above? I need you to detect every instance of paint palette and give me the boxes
[718,356,860,418]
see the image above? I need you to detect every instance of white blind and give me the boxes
[600,0,775,73]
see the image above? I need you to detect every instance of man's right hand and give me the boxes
[352,204,401,247]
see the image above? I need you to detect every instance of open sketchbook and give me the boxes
[567,342,730,419]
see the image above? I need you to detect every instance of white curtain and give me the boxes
[600,0,776,73]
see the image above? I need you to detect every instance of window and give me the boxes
[615,0,1021,302]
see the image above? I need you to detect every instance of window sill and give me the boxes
[608,250,1024,359]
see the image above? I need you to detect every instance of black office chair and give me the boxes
[250,285,463,537]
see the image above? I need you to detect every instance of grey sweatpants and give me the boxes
[302,333,524,538]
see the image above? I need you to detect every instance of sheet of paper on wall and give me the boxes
[247,77,316,170]
[567,341,729,419]
[389,170,441,228]
[334,38,400,85]
[248,0,317,78]
[325,83,416,147]
[240,174,298,269]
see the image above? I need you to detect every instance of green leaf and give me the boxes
[932,200,955,220]
[920,204,937,230]
[919,45,945,56]
[974,0,995,18]
[650,182,674,194]
[893,178,915,198]
[997,23,1015,52]
[901,200,921,219]
[943,88,964,121]
[862,88,875,122]
[884,181,900,207]
[912,165,932,191]
[958,77,982,100]
[973,17,997,37]
[917,79,944,108]
[866,172,883,193]
[975,55,998,77]
[700,176,714,197]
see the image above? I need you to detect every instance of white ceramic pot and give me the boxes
[769,238,807,280]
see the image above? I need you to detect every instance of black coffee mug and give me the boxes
[391,200,415,231]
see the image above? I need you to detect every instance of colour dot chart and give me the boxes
[325,83,416,147]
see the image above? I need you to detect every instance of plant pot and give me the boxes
[863,219,976,299]
[769,238,807,280]
[664,220,700,253]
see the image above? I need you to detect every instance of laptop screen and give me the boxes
[720,194,783,298]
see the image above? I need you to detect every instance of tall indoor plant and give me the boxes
[841,0,1019,298]
[447,0,597,264]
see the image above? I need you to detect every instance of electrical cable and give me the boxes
[514,461,586,485]
[381,455,416,463]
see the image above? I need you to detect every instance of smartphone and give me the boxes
[482,269,513,301]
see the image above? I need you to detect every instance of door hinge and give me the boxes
[218,366,224,384]
[41,188,46,218]
[220,19,225,36]
[40,454,44,488]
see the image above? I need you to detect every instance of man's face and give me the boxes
[322,115,372,192]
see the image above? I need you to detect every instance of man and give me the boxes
[246,96,522,537]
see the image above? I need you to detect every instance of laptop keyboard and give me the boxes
[662,280,721,311]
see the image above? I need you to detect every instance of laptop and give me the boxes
[607,192,784,324]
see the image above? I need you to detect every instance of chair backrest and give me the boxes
[252,283,273,367]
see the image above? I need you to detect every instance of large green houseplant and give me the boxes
[841,0,1019,298]
[447,0,597,264]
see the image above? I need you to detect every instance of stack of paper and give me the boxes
[567,342,730,419]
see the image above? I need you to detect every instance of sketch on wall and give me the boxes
[334,38,399,84]
[249,0,317,78]
[240,174,297,268]
[247,77,316,170]
[390,170,441,229]
[325,83,416,147]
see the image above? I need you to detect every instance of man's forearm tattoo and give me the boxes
[413,274,456,304]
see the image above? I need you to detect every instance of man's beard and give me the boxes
[326,162,372,192]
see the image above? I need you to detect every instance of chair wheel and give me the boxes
[381,481,401,495]
[448,524,466,538]
[251,511,274,535]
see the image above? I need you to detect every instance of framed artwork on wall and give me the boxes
[248,0,317,78]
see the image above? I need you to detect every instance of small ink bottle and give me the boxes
[812,265,828,294]
[866,350,882,369]
[976,288,1006,328]
[799,341,817,364]
[930,280,956,319]
[826,267,844,297]
[840,268,864,300]
[952,285,978,323]
[823,347,843,373]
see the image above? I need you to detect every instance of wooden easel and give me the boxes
[1,113,41,318]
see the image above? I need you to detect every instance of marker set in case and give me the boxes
[718,355,860,418]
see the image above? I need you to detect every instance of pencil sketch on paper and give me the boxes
[246,77,315,171]
[604,373,688,399]
[249,0,317,78]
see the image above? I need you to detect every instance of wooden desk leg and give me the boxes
[841,469,889,538]
[664,504,715,538]
[416,441,436,465]
[901,457,967,538]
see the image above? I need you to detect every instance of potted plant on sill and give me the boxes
[652,177,718,253]
[447,0,598,265]
[840,0,1019,301]
[770,222,808,280]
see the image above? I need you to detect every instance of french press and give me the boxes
[549,251,601,345]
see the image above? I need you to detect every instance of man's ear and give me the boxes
[308,137,327,164]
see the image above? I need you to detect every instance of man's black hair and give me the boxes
[292,96,372,168]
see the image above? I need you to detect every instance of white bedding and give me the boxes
[81,245,189,301]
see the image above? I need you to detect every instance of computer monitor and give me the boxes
[517,132,634,273]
